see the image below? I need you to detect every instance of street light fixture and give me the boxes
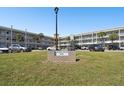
[54,7,59,50]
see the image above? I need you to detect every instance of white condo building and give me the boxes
[1,26,124,49]
[0,26,54,49]
[59,27,124,49]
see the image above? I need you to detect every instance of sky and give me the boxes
[0,7,124,37]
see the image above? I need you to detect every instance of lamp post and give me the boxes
[54,7,59,50]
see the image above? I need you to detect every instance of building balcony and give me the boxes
[60,44,70,46]
[60,40,70,42]
[120,33,124,36]
[81,37,93,40]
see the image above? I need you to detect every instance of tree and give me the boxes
[38,33,44,41]
[109,32,119,44]
[33,33,44,42]
[16,33,24,43]
[69,40,76,50]
[97,32,106,45]
[33,35,39,49]
[33,34,44,48]
[66,37,70,40]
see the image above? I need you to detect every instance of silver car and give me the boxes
[9,44,27,53]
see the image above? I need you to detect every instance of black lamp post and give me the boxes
[54,7,59,50]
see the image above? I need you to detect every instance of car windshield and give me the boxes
[12,44,19,47]
[21,45,25,47]
[99,45,102,47]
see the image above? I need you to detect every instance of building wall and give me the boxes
[59,27,124,49]
[1,26,124,49]
[0,26,54,49]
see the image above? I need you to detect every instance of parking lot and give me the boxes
[77,49,124,52]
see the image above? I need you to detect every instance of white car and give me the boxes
[119,47,124,50]
[81,46,88,50]
[47,46,56,51]
[0,45,9,53]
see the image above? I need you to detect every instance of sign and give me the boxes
[48,51,76,62]
[55,51,69,56]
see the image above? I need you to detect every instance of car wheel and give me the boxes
[9,49,12,53]
[89,49,92,52]
[20,49,24,52]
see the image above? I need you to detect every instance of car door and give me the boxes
[13,45,19,51]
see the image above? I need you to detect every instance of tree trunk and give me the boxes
[112,40,113,45]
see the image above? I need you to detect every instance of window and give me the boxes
[6,32,9,34]
[6,38,9,40]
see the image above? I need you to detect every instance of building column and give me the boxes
[92,32,93,44]
[119,29,121,47]
[10,25,13,46]
[96,32,97,44]
[82,34,84,46]
[5,32,7,47]
[81,34,83,46]
[25,28,27,47]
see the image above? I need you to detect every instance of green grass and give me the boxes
[0,51,124,85]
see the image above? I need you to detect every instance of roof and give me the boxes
[0,25,54,39]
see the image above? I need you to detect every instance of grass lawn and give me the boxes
[0,51,124,85]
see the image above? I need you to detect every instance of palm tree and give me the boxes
[38,33,44,41]
[109,32,119,45]
[33,33,44,48]
[66,36,70,40]
[69,40,76,50]
[33,35,39,48]
[16,33,24,43]
[97,32,106,46]
[38,33,44,48]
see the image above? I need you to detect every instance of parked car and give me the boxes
[25,47,32,52]
[75,45,81,50]
[47,46,56,51]
[81,46,88,50]
[88,44,105,52]
[119,47,124,50]
[0,45,9,53]
[38,47,43,50]
[47,46,61,51]
[108,44,120,50]
[9,44,28,53]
